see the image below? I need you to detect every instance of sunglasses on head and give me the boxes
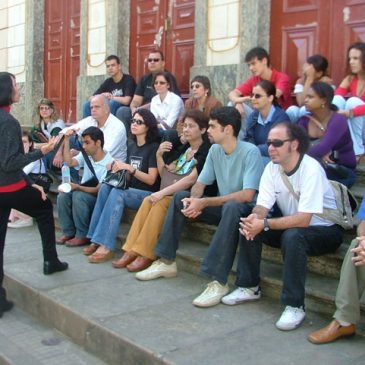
[266,139,292,147]
[250,93,266,99]
[130,118,145,125]
[148,58,161,63]
[154,81,167,85]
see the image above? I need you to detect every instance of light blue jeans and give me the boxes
[332,95,365,155]
[87,183,151,250]
[57,191,97,238]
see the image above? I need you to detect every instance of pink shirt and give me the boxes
[236,68,292,109]
[335,75,365,116]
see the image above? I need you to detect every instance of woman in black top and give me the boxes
[0,72,68,317]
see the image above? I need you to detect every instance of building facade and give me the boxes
[2,0,364,125]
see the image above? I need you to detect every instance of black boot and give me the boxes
[43,260,69,275]
[0,288,14,318]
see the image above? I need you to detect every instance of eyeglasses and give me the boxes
[154,81,167,85]
[39,106,51,111]
[250,93,266,99]
[266,139,292,148]
[148,58,161,63]
[130,118,145,125]
[191,83,202,89]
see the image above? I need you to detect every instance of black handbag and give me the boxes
[103,169,128,189]
[28,161,53,193]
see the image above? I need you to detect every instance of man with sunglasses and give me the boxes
[116,50,180,133]
[228,47,291,120]
[228,122,343,331]
[136,107,264,308]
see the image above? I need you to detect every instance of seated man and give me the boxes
[57,127,113,246]
[308,196,365,344]
[136,107,264,308]
[82,55,136,117]
[228,47,291,123]
[116,50,179,133]
[233,122,343,331]
[55,94,127,170]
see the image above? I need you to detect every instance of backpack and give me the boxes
[280,171,358,230]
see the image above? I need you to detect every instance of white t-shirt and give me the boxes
[62,114,127,162]
[257,154,337,226]
[23,159,46,175]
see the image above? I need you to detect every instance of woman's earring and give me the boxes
[321,104,325,108]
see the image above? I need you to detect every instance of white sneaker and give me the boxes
[7,219,33,228]
[135,259,177,281]
[221,286,261,305]
[276,306,306,331]
[192,281,229,308]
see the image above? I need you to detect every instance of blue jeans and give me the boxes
[57,190,97,238]
[236,225,343,307]
[154,191,253,284]
[83,99,123,118]
[87,184,151,250]
[116,106,132,134]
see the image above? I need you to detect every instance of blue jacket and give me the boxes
[243,106,291,156]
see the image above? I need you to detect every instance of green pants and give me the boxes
[334,238,365,324]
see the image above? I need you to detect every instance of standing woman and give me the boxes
[0,72,68,316]
[84,109,161,263]
[299,81,356,188]
[333,42,365,159]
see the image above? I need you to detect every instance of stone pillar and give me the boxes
[12,0,45,127]
[77,0,131,120]
[191,0,271,105]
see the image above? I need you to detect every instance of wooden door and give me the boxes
[270,0,365,88]
[44,0,80,122]
[130,0,195,98]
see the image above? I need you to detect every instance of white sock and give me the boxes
[337,319,352,327]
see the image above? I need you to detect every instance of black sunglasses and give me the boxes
[131,118,145,125]
[148,58,161,62]
[267,139,292,147]
[250,93,266,99]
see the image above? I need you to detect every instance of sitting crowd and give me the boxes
[1,42,365,342]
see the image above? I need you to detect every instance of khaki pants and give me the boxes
[122,195,172,260]
[334,238,365,324]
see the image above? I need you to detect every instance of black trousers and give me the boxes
[0,186,58,289]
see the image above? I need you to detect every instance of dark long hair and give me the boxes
[348,42,365,73]
[255,80,279,106]
[310,81,338,111]
[0,72,15,107]
[131,109,160,144]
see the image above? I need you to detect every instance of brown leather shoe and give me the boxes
[308,320,356,344]
[88,250,114,263]
[127,256,153,272]
[56,235,74,245]
[112,252,137,269]
[83,243,99,256]
[66,237,90,247]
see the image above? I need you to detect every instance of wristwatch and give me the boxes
[263,218,270,232]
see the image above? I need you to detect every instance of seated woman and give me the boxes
[30,98,65,170]
[332,42,365,160]
[299,81,356,188]
[242,80,291,165]
[286,54,333,122]
[150,71,184,131]
[8,131,47,228]
[84,109,160,263]
[111,109,211,272]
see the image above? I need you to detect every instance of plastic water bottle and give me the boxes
[61,163,71,184]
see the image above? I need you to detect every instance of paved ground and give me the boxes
[2,225,365,365]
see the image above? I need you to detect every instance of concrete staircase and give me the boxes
[3,164,365,365]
